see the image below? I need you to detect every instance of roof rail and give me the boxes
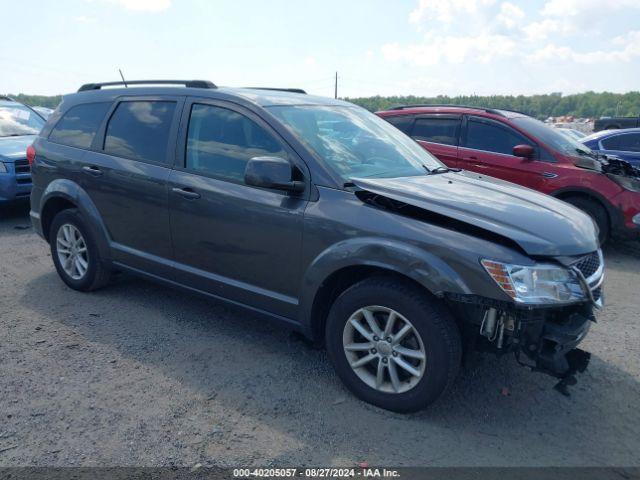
[78,80,217,92]
[245,87,307,94]
[388,104,507,116]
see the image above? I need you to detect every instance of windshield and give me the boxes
[0,104,45,137]
[512,116,592,156]
[268,105,443,180]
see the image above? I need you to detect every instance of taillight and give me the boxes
[26,145,36,166]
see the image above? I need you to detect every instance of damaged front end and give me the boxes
[447,249,604,395]
[575,151,640,181]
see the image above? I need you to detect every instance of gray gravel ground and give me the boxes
[1,202,639,468]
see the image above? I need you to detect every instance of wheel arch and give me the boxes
[39,179,112,262]
[299,238,471,342]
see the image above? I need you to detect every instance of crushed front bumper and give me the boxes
[447,297,599,393]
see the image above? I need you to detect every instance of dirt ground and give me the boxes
[1,202,639,468]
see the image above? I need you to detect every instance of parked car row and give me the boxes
[27,80,608,412]
[0,96,45,203]
[376,105,640,244]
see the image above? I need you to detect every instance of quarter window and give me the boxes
[49,102,111,149]
[465,119,532,156]
[185,104,285,182]
[412,117,460,146]
[104,101,176,163]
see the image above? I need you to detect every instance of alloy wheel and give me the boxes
[342,306,426,394]
[56,223,89,280]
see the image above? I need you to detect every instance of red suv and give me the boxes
[377,105,640,244]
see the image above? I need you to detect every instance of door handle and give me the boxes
[171,187,201,200]
[473,163,489,169]
[82,165,103,176]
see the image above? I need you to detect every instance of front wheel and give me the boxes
[325,277,462,412]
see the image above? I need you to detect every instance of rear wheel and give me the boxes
[50,209,111,291]
[564,196,610,245]
[325,277,461,412]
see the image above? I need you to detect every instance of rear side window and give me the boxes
[49,102,111,149]
[412,117,460,145]
[185,104,285,182]
[385,115,414,135]
[465,119,531,155]
[603,133,640,152]
[104,101,176,163]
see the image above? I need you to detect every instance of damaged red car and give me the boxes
[377,105,640,244]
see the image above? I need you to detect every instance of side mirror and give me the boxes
[244,156,304,193]
[513,144,535,159]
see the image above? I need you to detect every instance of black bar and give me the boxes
[78,80,216,92]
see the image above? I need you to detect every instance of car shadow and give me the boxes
[18,264,640,466]
[0,201,31,227]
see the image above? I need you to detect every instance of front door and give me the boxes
[168,99,308,318]
[459,115,548,191]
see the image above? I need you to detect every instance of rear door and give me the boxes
[168,98,309,318]
[81,95,184,276]
[459,115,548,190]
[409,114,461,168]
[599,132,640,167]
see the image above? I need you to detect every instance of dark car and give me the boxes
[0,96,46,203]
[594,116,639,132]
[30,81,603,412]
[581,128,640,167]
[376,105,640,244]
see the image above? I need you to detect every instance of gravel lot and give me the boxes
[1,202,639,468]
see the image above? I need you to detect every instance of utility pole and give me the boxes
[334,72,338,99]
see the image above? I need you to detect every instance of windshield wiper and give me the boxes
[425,166,461,175]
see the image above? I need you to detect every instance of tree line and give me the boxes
[346,91,640,118]
[7,91,640,119]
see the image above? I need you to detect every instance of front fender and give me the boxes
[298,237,472,331]
[39,179,111,262]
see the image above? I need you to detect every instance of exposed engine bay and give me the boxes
[447,298,594,396]
[575,151,640,179]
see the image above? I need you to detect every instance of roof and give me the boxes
[377,105,526,119]
[68,82,352,109]
[582,128,640,142]
[228,88,352,107]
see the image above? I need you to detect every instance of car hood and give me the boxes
[0,135,36,162]
[352,170,598,257]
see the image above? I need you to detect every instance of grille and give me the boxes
[14,159,30,174]
[14,159,31,184]
[573,251,600,279]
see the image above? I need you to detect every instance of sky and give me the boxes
[1,0,640,98]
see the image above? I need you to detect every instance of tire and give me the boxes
[564,196,610,245]
[325,277,462,413]
[49,209,111,291]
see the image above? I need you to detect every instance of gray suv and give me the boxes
[29,80,604,412]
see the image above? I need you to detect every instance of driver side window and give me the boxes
[465,119,532,156]
[186,104,286,183]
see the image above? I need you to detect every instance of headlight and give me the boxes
[607,173,640,193]
[481,259,585,304]
[0,162,7,173]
